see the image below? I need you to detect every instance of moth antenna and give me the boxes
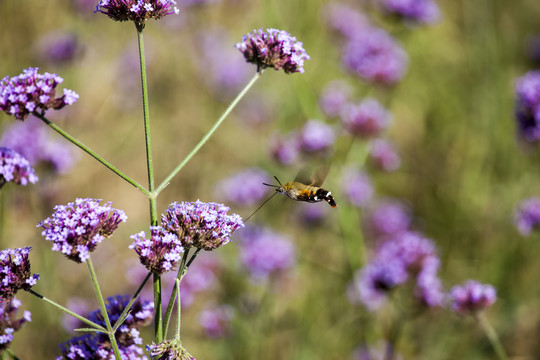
[244,192,278,222]
[273,176,283,186]
[262,183,279,188]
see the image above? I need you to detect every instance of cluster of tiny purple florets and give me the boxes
[0,147,38,187]
[341,98,392,138]
[0,247,40,303]
[379,0,441,25]
[515,71,540,142]
[129,226,184,275]
[0,298,32,351]
[95,0,179,26]
[147,336,197,360]
[450,280,497,315]
[38,198,127,263]
[236,28,310,74]
[161,200,244,251]
[0,68,79,121]
[514,197,540,236]
[58,295,153,360]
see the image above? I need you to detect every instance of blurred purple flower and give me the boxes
[295,202,329,226]
[367,200,411,237]
[377,0,441,25]
[450,280,496,315]
[74,0,97,13]
[129,226,184,275]
[34,31,81,65]
[514,197,540,236]
[38,198,127,263]
[369,139,401,171]
[180,254,221,308]
[318,80,352,118]
[161,200,244,251]
[298,119,336,154]
[237,226,296,280]
[269,134,299,165]
[1,117,78,174]
[341,98,392,138]
[148,336,196,360]
[199,305,234,338]
[0,147,38,187]
[236,28,310,74]
[0,298,32,352]
[342,28,408,86]
[341,168,373,208]
[0,68,79,121]
[515,71,540,142]
[322,2,370,39]
[61,298,91,332]
[95,0,179,26]
[216,168,271,207]
[0,248,39,304]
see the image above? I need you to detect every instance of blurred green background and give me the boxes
[2,0,540,359]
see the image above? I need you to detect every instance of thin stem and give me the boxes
[4,349,19,360]
[87,257,122,360]
[33,113,149,196]
[175,278,181,338]
[475,312,509,360]
[26,288,106,331]
[163,250,190,337]
[155,71,264,195]
[153,273,163,342]
[112,271,152,332]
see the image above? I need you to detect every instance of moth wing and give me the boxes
[309,164,331,187]
[293,166,313,185]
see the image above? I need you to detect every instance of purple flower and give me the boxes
[378,0,441,25]
[236,28,310,74]
[147,336,196,360]
[58,334,148,360]
[0,68,79,121]
[161,200,244,251]
[342,28,408,86]
[269,134,299,165]
[322,3,370,39]
[38,198,127,263]
[199,305,234,338]
[515,71,540,142]
[298,119,336,154]
[237,226,296,280]
[367,200,411,237]
[34,31,81,65]
[369,139,401,172]
[318,80,352,118]
[341,168,373,208]
[0,147,38,187]
[1,117,78,174]
[129,226,184,275]
[341,98,392,138]
[95,0,179,26]
[450,280,496,314]
[0,248,39,303]
[514,197,540,236]
[216,168,272,207]
[0,298,32,351]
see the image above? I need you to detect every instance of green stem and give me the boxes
[155,71,264,195]
[153,273,163,342]
[4,349,19,360]
[163,250,190,337]
[33,113,149,196]
[26,288,106,331]
[175,278,181,338]
[87,257,122,360]
[112,271,152,332]
[475,312,509,360]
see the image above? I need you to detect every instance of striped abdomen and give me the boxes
[280,182,338,208]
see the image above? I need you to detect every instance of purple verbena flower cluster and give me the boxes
[199,304,234,338]
[35,31,81,65]
[514,197,540,236]
[95,0,179,26]
[0,147,38,187]
[318,80,352,118]
[378,0,441,25]
[236,29,310,74]
[161,200,244,251]
[129,226,184,275]
[349,232,444,310]
[38,198,128,263]
[367,200,412,237]
[269,134,300,165]
[0,247,39,303]
[0,298,32,351]
[341,168,373,208]
[515,71,540,142]
[147,336,196,360]
[0,68,79,121]
[216,168,271,207]
[369,139,401,172]
[450,280,497,315]
[298,119,336,154]
[58,295,153,360]
[341,98,392,138]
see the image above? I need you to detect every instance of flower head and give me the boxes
[34,31,81,65]
[341,98,392,138]
[0,248,39,303]
[269,134,299,165]
[147,336,196,360]
[323,3,370,39]
[199,305,234,338]
[0,147,38,187]
[515,71,540,142]
[0,68,79,121]
[38,198,127,263]
[1,298,32,351]
[341,168,373,208]
[367,200,411,237]
[57,334,147,360]
[514,197,540,236]
[377,0,441,25]
[298,119,336,154]
[216,168,271,207]
[95,0,179,27]
[129,226,184,275]
[161,200,244,251]
[319,80,352,118]
[342,28,408,86]
[369,139,401,172]
[236,28,310,74]
[450,280,496,314]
